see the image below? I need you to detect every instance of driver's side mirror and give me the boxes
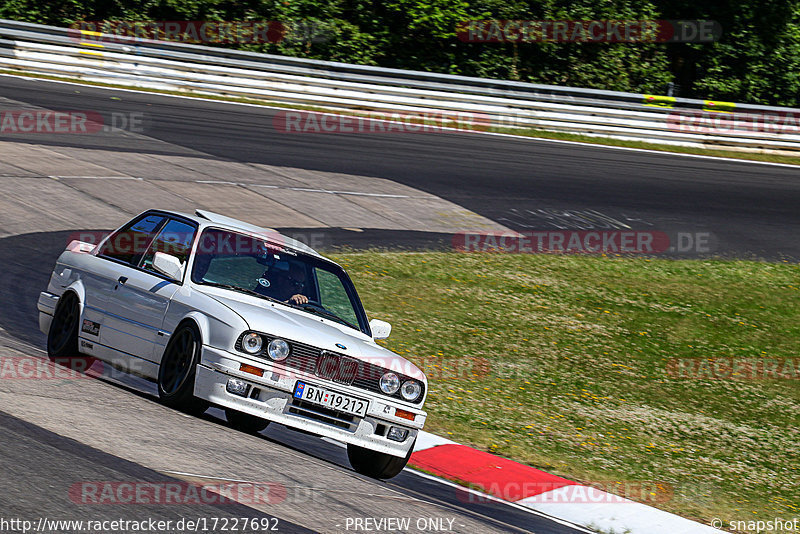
[369,319,392,340]
[152,252,183,280]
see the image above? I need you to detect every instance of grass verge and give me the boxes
[2,68,800,167]
[328,251,799,531]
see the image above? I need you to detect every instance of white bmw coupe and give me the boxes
[39,209,427,479]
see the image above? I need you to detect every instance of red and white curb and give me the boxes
[410,432,718,534]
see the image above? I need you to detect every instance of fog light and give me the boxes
[226,378,249,397]
[387,426,409,442]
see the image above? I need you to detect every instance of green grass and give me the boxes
[3,67,800,167]
[328,251,800,531]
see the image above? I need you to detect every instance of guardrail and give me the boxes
[0,18,799,155]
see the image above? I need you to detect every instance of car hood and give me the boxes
[199,289,425,381]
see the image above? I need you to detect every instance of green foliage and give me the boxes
[0,0,797,105]
[677,0,800,106]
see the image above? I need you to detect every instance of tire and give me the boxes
[47,292,95,373]
[157,322,209,415]
[347,439,415,480]
[225,408,269,434]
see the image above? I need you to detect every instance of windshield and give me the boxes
[190,228,369,334]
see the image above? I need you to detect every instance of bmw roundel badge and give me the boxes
[335,343,347,350]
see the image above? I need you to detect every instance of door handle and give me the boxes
[117,276,128,287]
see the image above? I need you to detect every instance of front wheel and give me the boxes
[157,323,209,415]
[225,408,269,434]
[347,439,415,479]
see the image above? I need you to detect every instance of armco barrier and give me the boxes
[0,19,799,155]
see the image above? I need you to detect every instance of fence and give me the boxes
[1,19,799,155]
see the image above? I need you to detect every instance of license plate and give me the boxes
[293,381,368,417]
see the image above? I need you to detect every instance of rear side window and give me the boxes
[98,214,166,265]
[140,219,198,277]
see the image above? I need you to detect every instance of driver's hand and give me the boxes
[288,294,309,305]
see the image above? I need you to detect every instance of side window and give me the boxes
[316,268,359,327]
[140,219,198,277]
[98,214,165,265]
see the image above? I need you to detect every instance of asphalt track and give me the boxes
[1,74,799,533]
[0,233,576,532]
[2,75,800,258]
[0,410,310,533]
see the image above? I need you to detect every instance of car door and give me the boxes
[90,213,167,354]
[102,217,198,364]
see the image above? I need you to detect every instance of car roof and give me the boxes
[150,208,324,258]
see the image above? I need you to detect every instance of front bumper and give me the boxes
[38,291,59,335]
[194,345,427,457]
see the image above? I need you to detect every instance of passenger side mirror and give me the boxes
[152,252,183,280]
[369,319,392,340]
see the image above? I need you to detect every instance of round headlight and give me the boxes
[380,372,400,395]
[401,380,422,402]
[242,332,263,354]
[267,338,290,361]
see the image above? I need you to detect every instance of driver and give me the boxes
[269,262,308,305]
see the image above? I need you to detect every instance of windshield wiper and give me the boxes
[298,304,358,330]
[201,281,358,329]
[201,281,283,305]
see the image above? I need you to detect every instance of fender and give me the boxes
[180,309,248,351]
[152,312,209,367]
[41,282,85,340]
[155,310,241,365]
[181,311,211,345]
[60,279,86,315]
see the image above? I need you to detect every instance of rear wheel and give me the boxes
[47,293,95,373]
[157,323,209,415]
[225,408,269,434]
[347,439,415,479]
